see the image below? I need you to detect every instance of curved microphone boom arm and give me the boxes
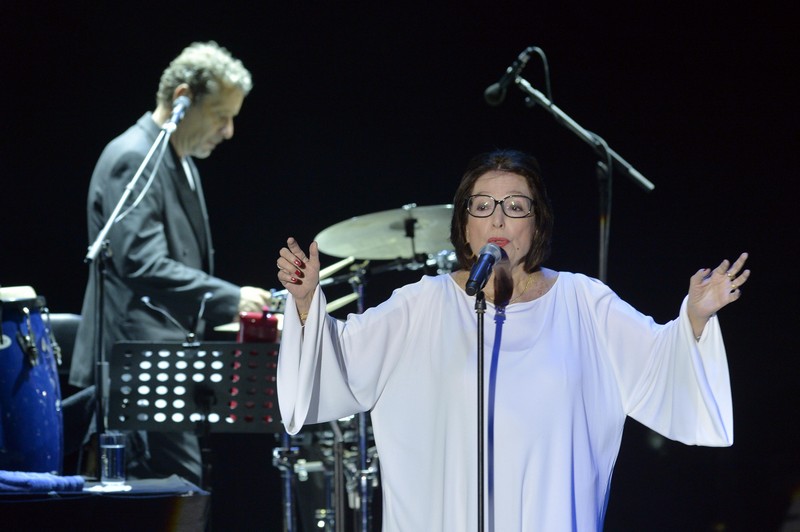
[514,76,655,192]
[486,47,656,283]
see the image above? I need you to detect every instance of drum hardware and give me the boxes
[272,433,301,532]
[17,305,40,366]
[325,293,359,313]
[320,256,358,281]
[331,421,347,532]
[43,307,63,367]
[313,253,445,297]
[294,457,327,481]
[269,256,358,312]
[314,509,333,531]
[344,447,380,511]
[429,249,459,275]
[279,417,379,532]
[332,272,378,532]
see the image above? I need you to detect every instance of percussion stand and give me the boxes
[84,124,176,451]
[272,431,300,532]
[330,420,346,532]
[348,266,379,532]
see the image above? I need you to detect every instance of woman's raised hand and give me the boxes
[277,238,320,310]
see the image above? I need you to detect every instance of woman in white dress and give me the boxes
[276,149,750,531]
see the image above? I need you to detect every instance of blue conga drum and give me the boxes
[0,287,64,474]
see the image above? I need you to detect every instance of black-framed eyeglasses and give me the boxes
[466,194,534,218]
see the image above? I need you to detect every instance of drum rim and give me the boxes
[0,295,47,309]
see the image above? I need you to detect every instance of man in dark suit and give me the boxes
[70,41,271,485]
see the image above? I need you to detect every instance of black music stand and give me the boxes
[107,340,282,433]
[106,341,283,491]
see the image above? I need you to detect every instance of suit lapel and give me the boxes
[138,114,214,274]
[170,156,212,272]
[186,158,215,275]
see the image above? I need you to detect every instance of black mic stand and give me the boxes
[474,290,487,532]
[514,73,656,282]
[83,122,175,472]
[596,161,612,284]
[514,77,654,191]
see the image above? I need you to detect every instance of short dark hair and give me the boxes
[449,149,554,272]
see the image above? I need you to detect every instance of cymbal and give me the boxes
[315,204,454,259]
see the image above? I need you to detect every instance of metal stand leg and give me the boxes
[273,431,300,532]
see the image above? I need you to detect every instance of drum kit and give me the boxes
[216,203,458,532]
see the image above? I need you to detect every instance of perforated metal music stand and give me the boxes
[106,341,282,434]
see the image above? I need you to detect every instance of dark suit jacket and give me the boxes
[70,113,240,388]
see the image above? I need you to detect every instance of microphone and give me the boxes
[484,47,534,106]
[191,291,214,339]
[465,243,503,296]
[141,296,189,335]
[163,95,191,131]
[141,295,204,343]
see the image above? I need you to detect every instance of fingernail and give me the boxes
[290,277,298,283]
[294,259,304,267]
[295,269,303,277]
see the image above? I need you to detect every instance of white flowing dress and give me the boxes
[278,272,733,531]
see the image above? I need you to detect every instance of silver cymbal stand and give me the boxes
[272,432,300,532]
[347,265,379,532]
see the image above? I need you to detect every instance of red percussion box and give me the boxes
[236,309,279,343]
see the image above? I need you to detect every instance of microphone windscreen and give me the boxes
[484,84,506,106]
[478,243,503,262]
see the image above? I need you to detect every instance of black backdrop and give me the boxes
[2,2,797,530]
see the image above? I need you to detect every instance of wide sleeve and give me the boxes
[592,280,733,447]
[277,285,361,434]
[277,279,425,435]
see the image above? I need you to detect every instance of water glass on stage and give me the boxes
[100,431,126,485]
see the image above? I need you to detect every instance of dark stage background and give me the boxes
[2,2,797,530]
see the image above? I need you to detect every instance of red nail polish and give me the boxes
[290,277,298,283]
[294,259,304,267]
[295,269,302,277]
